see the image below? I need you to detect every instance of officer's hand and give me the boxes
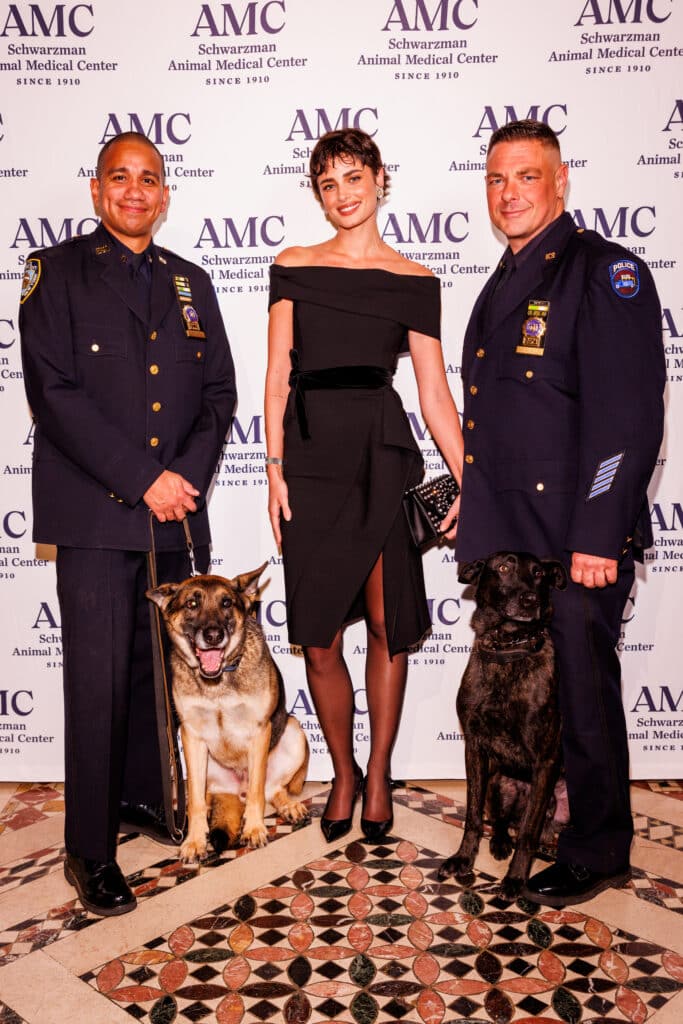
[144,470,199,523]
[439,493,461,541]
[570,552,618,589]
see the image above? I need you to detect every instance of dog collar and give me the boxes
[478,625,547,662]
[222,654,242,673]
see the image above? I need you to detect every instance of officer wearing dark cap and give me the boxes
[19,131,236,916]
[455,119,665,906]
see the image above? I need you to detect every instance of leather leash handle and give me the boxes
[147,511,188,843]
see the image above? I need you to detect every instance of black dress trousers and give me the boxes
[552,558,635,873]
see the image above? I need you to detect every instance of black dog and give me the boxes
[439,551,567,900]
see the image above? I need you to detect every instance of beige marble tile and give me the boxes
[0,814,64,866]
[0,949,132,1024]
[651,989,683,1023]
[583,883,683,951]
[632,784,683,824]
[0,781,18,818]
[413,777,467,802]
[632,835,683,879]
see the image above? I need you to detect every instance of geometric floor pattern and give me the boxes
[2,778,683,1023]
[84,839,683,1024]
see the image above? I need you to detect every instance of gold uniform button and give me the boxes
[466,419,475,430]
[150,364,159,375]
[152,401,161,412]
[108,491,116,499]
[470,385,478,395]
[149,330,158,341]
[525,370,534,380]
[476,347,485,358]
[622,547,629,555]
[536,482,545,492]
[150,437,160,448]
[90,342,100,353]
[465,454,474,465]
[196,351,203,360]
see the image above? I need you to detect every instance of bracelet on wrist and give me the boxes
[265,456,284,466]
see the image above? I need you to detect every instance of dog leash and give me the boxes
[183,517,199,578]
[146,512,199,843]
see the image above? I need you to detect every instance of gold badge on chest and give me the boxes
[173,274,206,339]
[516,299,550,356]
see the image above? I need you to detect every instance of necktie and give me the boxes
[485,258,516,333]
[128,252,151,319]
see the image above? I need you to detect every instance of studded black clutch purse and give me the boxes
[403,473,460,548]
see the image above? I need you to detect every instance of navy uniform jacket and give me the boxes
[20,224,236,551]
[455,212,665,564]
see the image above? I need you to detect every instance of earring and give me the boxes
[376,186,384,202]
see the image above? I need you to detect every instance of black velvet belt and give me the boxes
[288,350,393,440]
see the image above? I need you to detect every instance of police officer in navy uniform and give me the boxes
[455,120,665,906]
[19,132,236,916]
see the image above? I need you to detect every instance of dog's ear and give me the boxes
[543,560,568,591]
[146,583,180,610]
[458,559,485,585]
[233,562,268,608]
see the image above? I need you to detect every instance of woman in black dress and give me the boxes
[265,129,463,842]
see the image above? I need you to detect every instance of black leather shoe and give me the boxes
[523,860,631,907]
[360,777,394,843]
[119,800,183,846]
[64,853,136,917]
[321,766,363,843]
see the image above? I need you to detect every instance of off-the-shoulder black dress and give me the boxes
[269,264,441,656]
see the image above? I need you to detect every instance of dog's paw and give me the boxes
[279,800,309,824]
[438,855,475,884]
[490,835,514,861]
[241,823,269,849]
[499,875,524,902]
[180,835,208,864]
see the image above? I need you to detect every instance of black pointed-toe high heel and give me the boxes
[360,776,394,842]
[320,766,363,843]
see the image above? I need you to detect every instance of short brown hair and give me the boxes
[488,119,561,156]
[309,129,389,200]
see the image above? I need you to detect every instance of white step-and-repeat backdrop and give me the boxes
[0,1,681,781]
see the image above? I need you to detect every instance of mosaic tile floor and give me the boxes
[0,779,682,1023]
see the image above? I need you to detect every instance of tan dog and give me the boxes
[147,565,309,861]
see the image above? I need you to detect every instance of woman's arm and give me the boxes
[265,297,294,547]
[409,331,464,538]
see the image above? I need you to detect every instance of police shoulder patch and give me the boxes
[609,259,640,299]
[20,258,42,304]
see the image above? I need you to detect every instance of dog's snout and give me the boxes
[519,591,539,611]
[203,626,225,647]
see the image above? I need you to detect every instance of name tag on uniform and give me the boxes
[173,275,206,339]
[516,299,550,356]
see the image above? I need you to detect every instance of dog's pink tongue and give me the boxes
[198,649,223,675]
